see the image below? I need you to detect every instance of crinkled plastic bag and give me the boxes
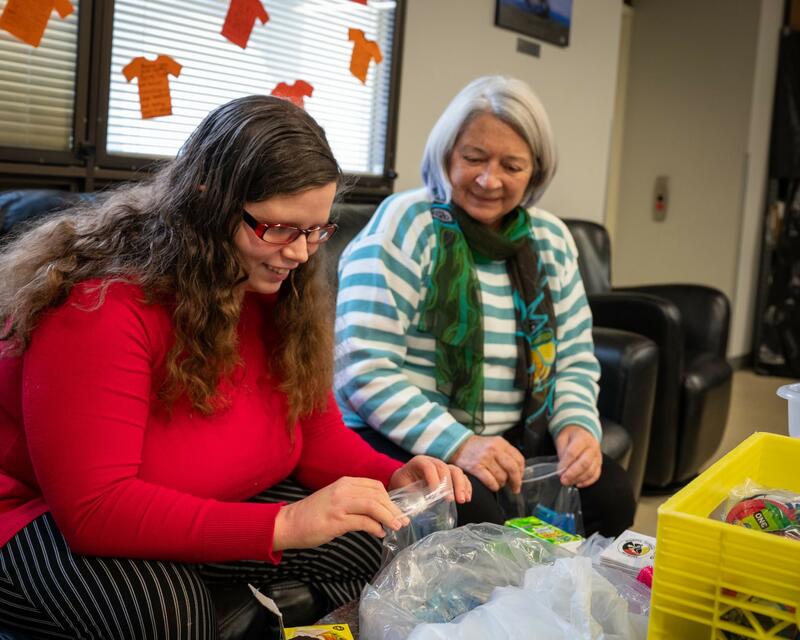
[408,557,648,640]
[360,523,556,640]
[381,476,456,566]
[721,478,800,540]
[578,533,652,617]
[500,456,584,534]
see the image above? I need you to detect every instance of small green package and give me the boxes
[505,516,584,554]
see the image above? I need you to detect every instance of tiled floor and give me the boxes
[632,369,797,536]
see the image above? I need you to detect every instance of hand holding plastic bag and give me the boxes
[500,456,584,534]
[381,475,456,566]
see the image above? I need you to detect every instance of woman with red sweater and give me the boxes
[0,96,469,638]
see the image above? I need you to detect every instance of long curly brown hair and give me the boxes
[0,96,341,428]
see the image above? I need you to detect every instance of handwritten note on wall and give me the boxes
[0,0,74,47]
[222,0,269,49]
[348,28,382,84]
[122,55,182,119]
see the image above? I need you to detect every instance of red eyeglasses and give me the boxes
[242,210,338,245]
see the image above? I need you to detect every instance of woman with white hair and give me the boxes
[334,75,635,535]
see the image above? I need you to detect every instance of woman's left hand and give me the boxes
[555,425,602,488]
[389,455,472,504]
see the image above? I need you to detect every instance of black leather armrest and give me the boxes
[591,290,682,386]
[589,292,683,356]
[593,327,658,500]
[675,350,733,482]
[589,292,684,481]
[616,284,730,356]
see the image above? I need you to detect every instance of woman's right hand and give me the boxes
[272,477,409,550]
[449,435,525,494]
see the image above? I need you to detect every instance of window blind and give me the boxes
[107,0,396,175]
[0,0,79,151]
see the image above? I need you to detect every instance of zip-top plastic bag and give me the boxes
[500,456,584,535]
[381,475,457,566]
[577,533,653,617]
[721,478,800,540]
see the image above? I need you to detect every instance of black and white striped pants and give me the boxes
[0,481,381,639]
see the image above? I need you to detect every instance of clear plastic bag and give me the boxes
[381,475,456,565]
[577,533,652,617]
[500,456,584,535]
[360,523,556,640]
[721,478,800,540]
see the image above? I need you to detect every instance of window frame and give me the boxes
[0,0,93,167]
[0,0,406,200]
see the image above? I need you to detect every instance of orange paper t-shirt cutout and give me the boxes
[271,80,314,109]
[122,55,182,120]
[348,28,382,84]
[222,0,269,49]
[0,0,74,48]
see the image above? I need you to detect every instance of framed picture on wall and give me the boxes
[494,0,573,48]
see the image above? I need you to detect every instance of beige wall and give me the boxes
[613,0,759,295]
[612,0,778,359]
[395,0,623,222]
[395,0,781,360]
[604,5,633,240]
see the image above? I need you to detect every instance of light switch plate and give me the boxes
[653,175,669,221]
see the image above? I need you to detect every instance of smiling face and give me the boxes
[447,112,534,229]
[233,181,337,295]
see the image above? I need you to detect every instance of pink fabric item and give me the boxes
[636,565,654,588]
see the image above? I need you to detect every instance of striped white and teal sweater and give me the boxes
[334,188,601,461]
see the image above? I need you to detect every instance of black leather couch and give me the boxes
[0,191,658,638]
[563,219,733,492]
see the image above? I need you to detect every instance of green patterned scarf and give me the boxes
[419,202,557,435]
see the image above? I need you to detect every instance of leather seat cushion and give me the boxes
[676,351,733,482]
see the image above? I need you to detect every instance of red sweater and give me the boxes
[0,281,401,563]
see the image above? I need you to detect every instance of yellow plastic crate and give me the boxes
[649,432,800,640]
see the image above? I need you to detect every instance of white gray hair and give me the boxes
[421,75,557,207]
